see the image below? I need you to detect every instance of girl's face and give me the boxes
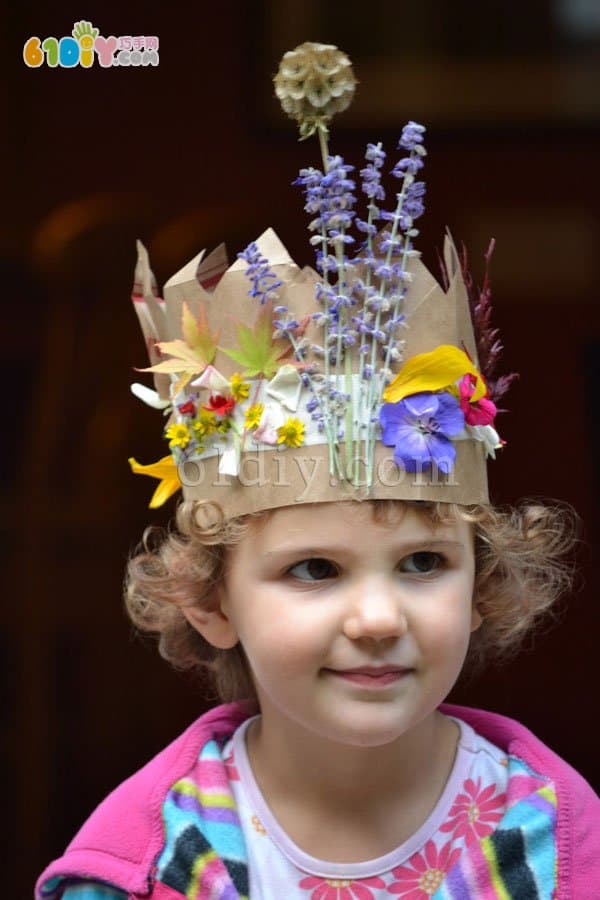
[209,502,479,748]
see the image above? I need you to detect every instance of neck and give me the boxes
[244,709,460,861]
[246,709,458,813]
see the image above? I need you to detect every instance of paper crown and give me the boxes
[128,43,512,516]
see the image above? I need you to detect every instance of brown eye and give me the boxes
[288,558,337,581]
[401,552,443,575]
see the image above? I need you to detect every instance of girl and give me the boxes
[36,42,599,900]
[36,498,598,899]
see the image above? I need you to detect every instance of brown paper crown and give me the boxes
[129,227,500,517]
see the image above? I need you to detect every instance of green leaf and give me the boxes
[220,302,295,379]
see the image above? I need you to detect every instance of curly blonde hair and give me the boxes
[125,499,577,703]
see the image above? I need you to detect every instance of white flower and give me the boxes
[130,382,170,410]
[266,364,302,411]
[466,424,502,459]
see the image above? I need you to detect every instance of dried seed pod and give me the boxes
[274,42,356,137]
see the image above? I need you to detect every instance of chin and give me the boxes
[314,712,417,749]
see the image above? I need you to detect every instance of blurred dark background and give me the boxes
[6,1,600,895]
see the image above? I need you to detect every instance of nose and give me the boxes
[342,576,407,643]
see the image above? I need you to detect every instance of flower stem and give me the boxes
[318,124,329,172]
[315,124,344,479]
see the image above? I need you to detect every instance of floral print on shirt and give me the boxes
[299,875,387,899]
[440,776,506,846]
[387,839,461,898]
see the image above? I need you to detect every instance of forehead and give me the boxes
[248,501,470,548]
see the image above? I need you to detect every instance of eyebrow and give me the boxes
[263,539,465,559]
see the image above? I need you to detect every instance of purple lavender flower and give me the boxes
[365,142,386,164]
[359,142,386,209]
[355,219,378,236]
[379,391,465,474]
[398,121,426,152]
[392,157,424,178]
[402,180,426,220]
[238,242,282,304]
[295,156,357,242]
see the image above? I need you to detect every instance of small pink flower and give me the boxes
[440,777,506,846]
[299,875,386,900]
[253,404,280,445]
[458,373,496,426]
[388,839,461,898]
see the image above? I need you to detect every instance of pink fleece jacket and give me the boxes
[35,703,600,898]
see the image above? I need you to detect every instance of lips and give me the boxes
[325,665,412,687]
[335,665,410,676]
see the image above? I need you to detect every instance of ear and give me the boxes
[181,589,239,650]
[470,603,483,633]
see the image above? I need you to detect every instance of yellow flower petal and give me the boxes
[128,455,181,508]
[276,417,305,448]
[383,345,486,404]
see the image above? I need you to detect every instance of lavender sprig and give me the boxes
[355,142,387,436]
[363,124,427,484]
[237,242,282,304]
[285,121,429,488]
[295,156,360,477]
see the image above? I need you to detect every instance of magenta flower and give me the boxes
[388,839,461,898]
[440,777,506,846]
[458,373,496,426]
[379,391,464,475]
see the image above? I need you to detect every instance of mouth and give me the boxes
[324,666,413,687]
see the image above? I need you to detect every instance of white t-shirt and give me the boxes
[222,715,509,899]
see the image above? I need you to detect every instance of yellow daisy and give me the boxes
[277,417,305,448]
[192,409,217,440]
[165,422,191,449]
[244,403,264,430]
[230,372,250,401]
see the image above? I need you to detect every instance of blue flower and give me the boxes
[379,391,465,474]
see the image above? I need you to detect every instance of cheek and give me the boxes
[412,586,475,658]
[237,613,323,679]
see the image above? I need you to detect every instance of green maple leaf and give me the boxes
[221,301,297,379]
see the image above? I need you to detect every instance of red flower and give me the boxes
[298,875,386,899]
[388,839,461,898]
[458,373,496,426]
[203,394,235,416]
[177,399,196,416]
[440,777,506,846]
